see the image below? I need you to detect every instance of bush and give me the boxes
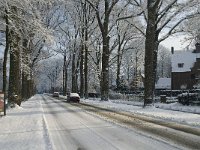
[109,92,124,100]
[178,93,198,105]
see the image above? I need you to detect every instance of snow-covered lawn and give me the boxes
[81,98,200,127]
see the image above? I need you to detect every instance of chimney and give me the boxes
[171,47,174,54]
[195,43,200,53]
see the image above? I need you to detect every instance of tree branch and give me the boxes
[157,0,178,24]
[158,13,200,43]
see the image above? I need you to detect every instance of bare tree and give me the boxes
[8,6,21,105]
[157,46,171,78]
[86,0,120,100]
[143,0,200,106]
[0,0,57,105]
[117,0,199,106]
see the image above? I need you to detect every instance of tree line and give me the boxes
[0,0,199,107]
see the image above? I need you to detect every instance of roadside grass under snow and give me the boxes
[48,94,200,127]
[80,98,200,127]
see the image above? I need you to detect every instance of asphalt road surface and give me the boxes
[40,95,185,150]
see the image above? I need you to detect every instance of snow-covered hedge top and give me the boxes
[171,51,200,72]
[177,92,198,97]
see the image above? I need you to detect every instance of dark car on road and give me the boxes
[67,93,80,103]
[53,92,59,97]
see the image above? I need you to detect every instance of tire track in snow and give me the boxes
[40,95,54,150]
[73,102,200,149]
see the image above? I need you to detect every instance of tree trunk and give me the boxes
[79,2,85,98]
[100,0,111,101]
[65,67,68,94]
[22,73,28,99]
[63,68,65,95]
[71,50,76,92]
[84,42,88,99]
[75,64,79,93]
[127,63,130,83]
[3,9,9,96]
[101,36,110,100]
[84,19,88,99]
[144,1,158,107]
[63,53,66,96]
[8,6,22,106]
[30,79,35,96]
[87,0,118,100]
[8,33,21,105]
[152,42,159,100]
[134,54,139,90]
[116,36,121,90]
[80,42,84,98]
[21,38,29,100]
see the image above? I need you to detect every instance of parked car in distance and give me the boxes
[67,93,80,103]
[53,92,59,97]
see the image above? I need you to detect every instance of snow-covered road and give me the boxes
[0,94,196,150]
[41,95,181,150]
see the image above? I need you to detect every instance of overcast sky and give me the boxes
[161,35,191,51]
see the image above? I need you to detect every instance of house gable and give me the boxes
[171,51,200,73]
[171,44,200,90]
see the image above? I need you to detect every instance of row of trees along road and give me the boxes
[0,0,54,105]
[0,0,199,107]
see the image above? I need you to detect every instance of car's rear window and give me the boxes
[70,93,79,97]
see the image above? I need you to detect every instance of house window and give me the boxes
[178,63,184,68]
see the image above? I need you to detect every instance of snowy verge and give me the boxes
[43,94,200,127]
[81,98,200,127]
[0,95,51,150]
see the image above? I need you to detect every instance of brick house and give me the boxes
[171,43,200,90]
